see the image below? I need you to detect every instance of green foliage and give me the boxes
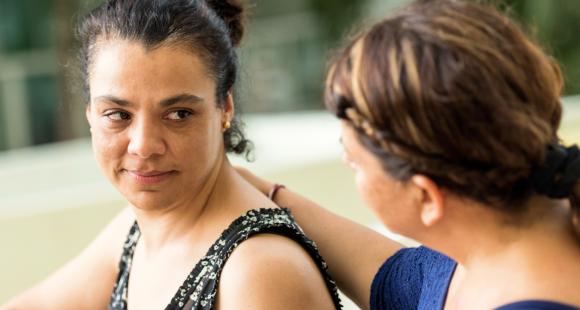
[304,0,368,43]
[302,0,580,95]
[0,0,54,53]
[501,0,580,94]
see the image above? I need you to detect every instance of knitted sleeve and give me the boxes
[370,247,424,310]
[370,246,456,310]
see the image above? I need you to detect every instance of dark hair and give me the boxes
[325,0,580,235]
[77,0,251,157]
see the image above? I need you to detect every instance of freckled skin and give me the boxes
[340,121,419,235]
[86,40,226,211]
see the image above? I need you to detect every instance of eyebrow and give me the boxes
[160,93,204,107]
[93,93,204,107]
[93,95,132,107]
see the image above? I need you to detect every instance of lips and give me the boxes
[124,169,176,185]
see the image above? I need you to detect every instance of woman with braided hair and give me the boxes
[239,0,580,309]
[1,1,341,309]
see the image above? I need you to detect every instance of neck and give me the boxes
[131,154,233,255]
[424,197,580,308]
[422,197,580,268]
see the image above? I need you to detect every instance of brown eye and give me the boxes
[166,110,193,120]
[105,111,131,121]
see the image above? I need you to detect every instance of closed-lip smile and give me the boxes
[124,169,176,184]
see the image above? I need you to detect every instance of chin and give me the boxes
[124,190,175,210]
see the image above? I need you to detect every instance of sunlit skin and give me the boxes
[86,40,228,213]
[0,38,339,309]
[81,39,336,310]
[338,120,580,308]
[339,121,424,236]
[85,40,237,308]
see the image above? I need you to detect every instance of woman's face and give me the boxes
[340,121,419,235]
[86,40,229,210]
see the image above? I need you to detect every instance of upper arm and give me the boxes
[1,207,134,310]
[216,234,336,310]
[234,168,403,308]
[275,188,402,309]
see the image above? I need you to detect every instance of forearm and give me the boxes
[1,287,79,310]
[1,282,90,310]
[1,258,113,310]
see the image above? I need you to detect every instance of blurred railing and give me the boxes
[0,49,55,149]
[0,9,328,151]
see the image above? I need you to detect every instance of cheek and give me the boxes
[182,120,218,148]
[354,168,385,211]
[91,128,125,168]
[172,119,222,165]
[354,169,409,229]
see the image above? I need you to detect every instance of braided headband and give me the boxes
[344,107,429,159]
[345,107,580,199]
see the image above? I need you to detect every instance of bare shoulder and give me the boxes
[216,233,337,310]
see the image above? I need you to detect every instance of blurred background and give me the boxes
[1,0,579,307]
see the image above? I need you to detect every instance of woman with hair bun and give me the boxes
[240,0,580,309]
[1,1,341,309]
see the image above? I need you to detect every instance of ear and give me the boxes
[410,175,445,227]
[222,91,235,123]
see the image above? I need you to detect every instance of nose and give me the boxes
[127,118,167,159]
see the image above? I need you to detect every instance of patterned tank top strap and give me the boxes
[109,222,140,310]
[167,208,342,310]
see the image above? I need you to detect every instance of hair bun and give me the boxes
[206,0,245,46]
[531,144,580,199]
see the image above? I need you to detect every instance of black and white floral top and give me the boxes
[108,208,342,310]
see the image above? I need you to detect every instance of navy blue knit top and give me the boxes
[370,246,579,310]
